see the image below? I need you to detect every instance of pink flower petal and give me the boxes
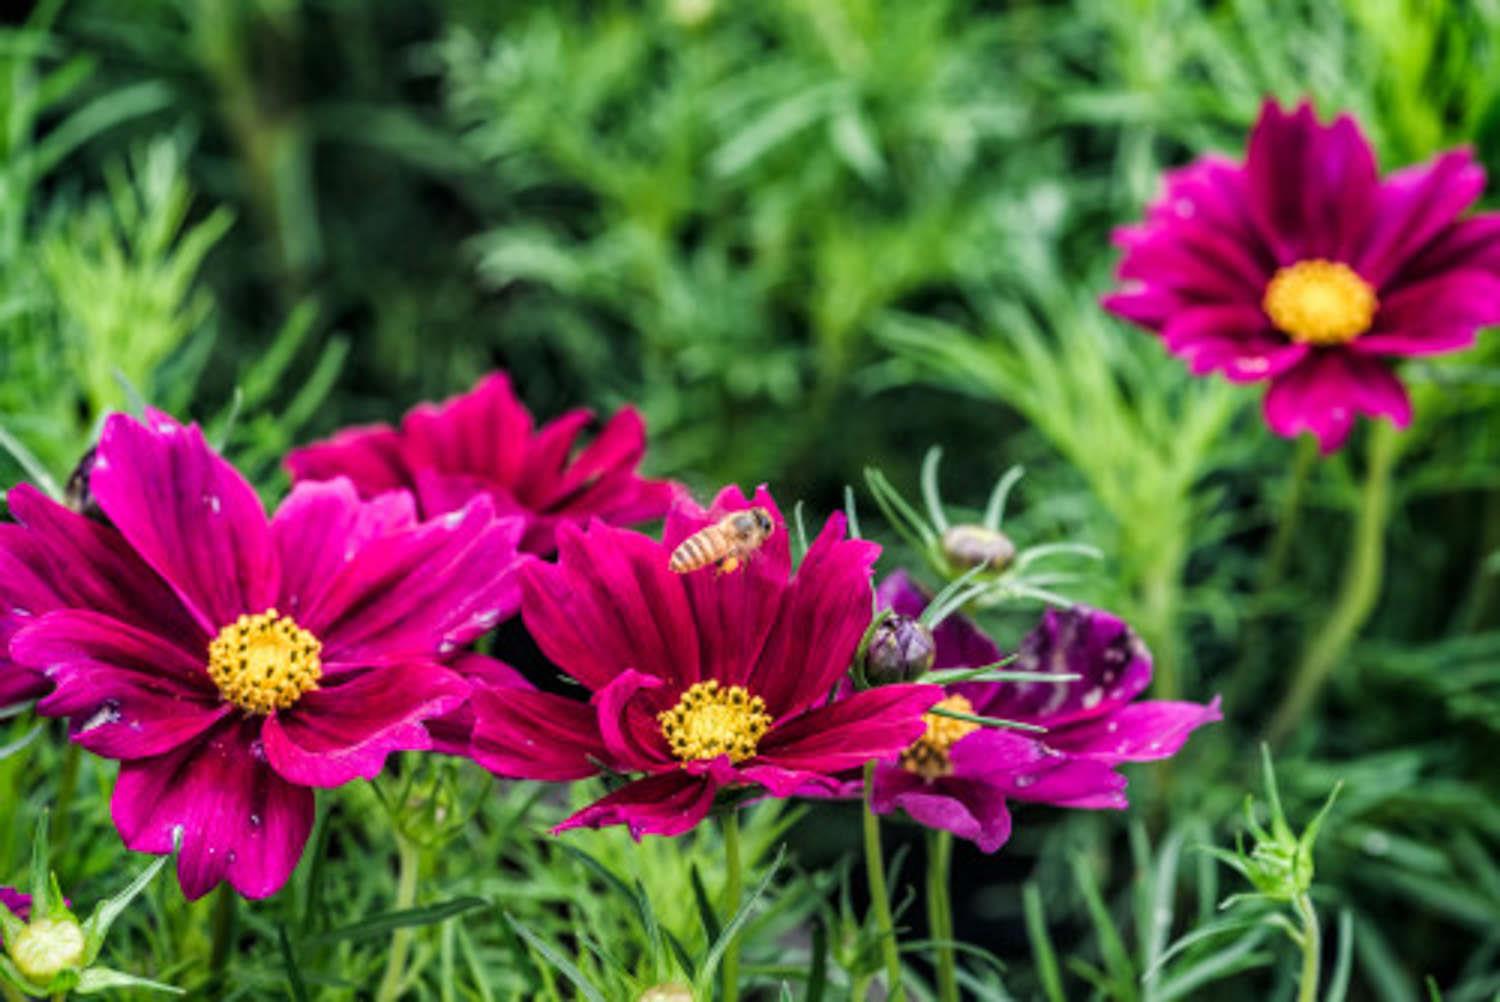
[1355,269,1500,357]
[1357,149,1487,288]
[285,424,410,495]
[401,372,534,489]
[949,729,1129,810]
[112,719,315,900]
[1049,697,1223,764]
[870,765,1014,853]
[755,684,940,774]
[427,652,531,756]
[593,670,673,770]
[272,480,418,620]
[91,413,279,634]
[470,686,611,780]
[553,771,719,839]
[1263,351,1412,453]
[1162,305,1308,383]
[1392,213,1500,284]
[0,887,29,920]
[751,510,880,717]
[260,663,467,787]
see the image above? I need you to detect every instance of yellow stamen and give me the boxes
[902,694,981,780]
[207,609,323,715]
[658,680,772,764]
[1262,259,1377,346]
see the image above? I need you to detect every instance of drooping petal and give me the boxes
[1357,149,1487,288]
[1162,305,1308,383]
[870,765,1014,853]
[284,425,411,496]
[973,606,1152,729]
[305,499,524,668]
[260,663,468,788]
[1049,697,1224,764]
[948,728,1129,810]
[755,684,940,774]
[751,510,879,716]
[470,686,610,781]
[112,719,315,900]
[553,771,719,840]
[1263,351,1412,453]
[520,520,698,692]
[91,413,279,633]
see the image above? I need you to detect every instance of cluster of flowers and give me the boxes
[3,96,1495,907]
[0,372,1214,902]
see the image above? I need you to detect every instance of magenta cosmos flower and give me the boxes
[469,487,942,838]
[286,371,681,555]
[869,572,1220,852]
[4,412,523,899]
[1105,98,1500,452]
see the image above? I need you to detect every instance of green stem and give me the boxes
[50,741,81,863]
[926,830,958,1002]
[721,810,744,1002]
[1139,540,1186,702]
[375,832,422,1002]
[207,884,236,989]
[1294,894,1321,1002]
[863,761,905,1001]
[1268,422,1400,745]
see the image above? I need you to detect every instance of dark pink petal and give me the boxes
[470,686,610,780]
[1115,223,1267,303]
[1354,270,1500,357]
[91,413,279,633]
[402,372,533,489]
[1163,305,1308,383]
[2,484,201,652]
[427,652,531,756]
[272,480,418,621]
[521,520,698,692]
[756,684,940,774]
[260,663,467,788]
[1049,697,1223,764]
[974,606,1152,729]
[1392,213,1500,285]
[0,887,29,920]
[112,719,315,900]
[285,424,411,497]
[751,511,879,716]
[736,762,846,797]
[0,659,48,707]
[593,670,674,770]
[519,410,601,508]
[1357,149,1487,288]
[870,765,1014,853]
[306,499,524,667]
[1246,100,1379,263]
[553,771,719,839]
[1263,351,1411,453]
[1101,285,1184,332]
[668,486,791,692]
[949,729,1129,810]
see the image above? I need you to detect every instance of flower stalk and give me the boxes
[374,832,423,1002]
[1269,421,1400,744]
[926,830,958,1002]
[862,761,905,1002]
[720,810,744,1002]
[1294,892,1321,1002]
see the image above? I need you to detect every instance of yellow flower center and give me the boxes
[902,694,980,780]
[658,680,772,764]
[1262,259,1377,346]
[207,609,323,715]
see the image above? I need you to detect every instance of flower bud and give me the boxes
[863,614,936,685]
[941,524,1016,573]
[638,984,694,1002]
[7,915,85,984]
[64,446,103,521]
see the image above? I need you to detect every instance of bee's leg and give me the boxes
[717,555,741,575]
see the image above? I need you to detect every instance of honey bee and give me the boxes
[669,507,776,575]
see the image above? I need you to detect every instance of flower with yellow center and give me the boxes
[207,609,323,715]
[658,680,772,764]
[901,694,981,780]
[1262,259,1378,346]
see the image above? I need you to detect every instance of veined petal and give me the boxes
[870,765,1014,853]
[470,686,610,781]
[593,669,673,770]
[285,424,411,496]
[553,771,719,839]
[1357,149,1487,288]
[1162,305,1308,383]
[112,718,315,901]
[1263,351,1411,453]
[755,684,940,774]
[949,729,1129,810]
[272,480,418,620]
[260,663,467,787]
[427,652,531,757]
[91,413,279,633]
[1049,697,1223,764]
[1355,269,1500,357]
[402,372,533,489]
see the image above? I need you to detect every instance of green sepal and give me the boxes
[75,965,186,995]
[83,850,172,964]
[0,952,48,997]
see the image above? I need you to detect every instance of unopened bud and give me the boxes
[64,446,103,521]
[941,524,1016,573]
[863,614,936,685]
[638,984,694,1002]
[8,915,85,984]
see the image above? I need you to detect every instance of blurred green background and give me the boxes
[4,0,1500,997]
